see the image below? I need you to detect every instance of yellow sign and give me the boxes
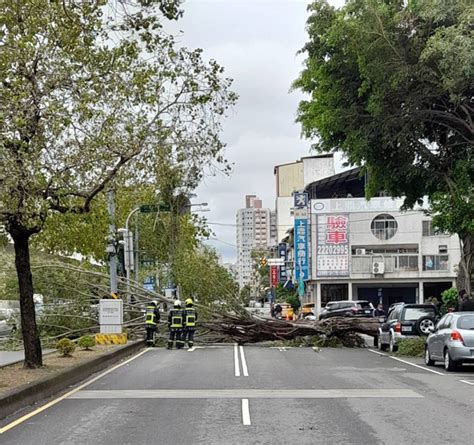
[95,333,127,345]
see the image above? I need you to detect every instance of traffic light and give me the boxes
[260,257,268,267]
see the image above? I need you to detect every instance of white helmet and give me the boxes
[173,300,182,308]
[151,300,158,306]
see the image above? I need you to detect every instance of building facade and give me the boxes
[236,195,272,288]
[305,196,460,315]
[274,155,335,243]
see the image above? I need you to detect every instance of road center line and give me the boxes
[0,347,151,435]
[242,399,251,425]
[239,346,249,377]
[234,343,240,377]
[368,349,446,375]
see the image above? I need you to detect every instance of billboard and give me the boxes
[294,210,309,281]
[316,214,350,277]
[278,243,288,283]
[270,266,279,286]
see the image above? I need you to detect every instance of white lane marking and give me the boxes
[70,388,423,399]
[368,349,387,357]
[234,343,240,377]
[0,348,151,435]
[460,380,474,386]
[242,399,251,425]
[388,355,446,376]
[368,349,446,376]
[239,346,249,377]
[187,347,196,352]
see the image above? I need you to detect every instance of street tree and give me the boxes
[294,0,473,293]
[0,1,236,367]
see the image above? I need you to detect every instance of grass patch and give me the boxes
[395,337,426,357]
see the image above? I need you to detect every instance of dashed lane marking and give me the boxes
[242,399,251,426]
[69,388,423,399]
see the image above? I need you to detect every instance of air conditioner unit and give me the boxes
[372,262,385,275]
[355,248,366,255]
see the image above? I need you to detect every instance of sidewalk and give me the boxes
[0,349,54,367]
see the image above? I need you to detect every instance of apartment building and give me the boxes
[236,195,272,288]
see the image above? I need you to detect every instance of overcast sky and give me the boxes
[168,0,346,262]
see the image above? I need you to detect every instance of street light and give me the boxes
[118,207,140,295]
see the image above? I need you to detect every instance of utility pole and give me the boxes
[134,212,139,283]
[107,189,118,296]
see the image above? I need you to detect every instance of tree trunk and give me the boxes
[458,234,473,297]
[11,226,43,368]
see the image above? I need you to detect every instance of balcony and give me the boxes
[351,254,419,274]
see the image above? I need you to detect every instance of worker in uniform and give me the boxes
[182,298,197,348]
[167,300,185,349]
[145,300,160,346]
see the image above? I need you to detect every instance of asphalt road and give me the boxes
[1,344,473,444]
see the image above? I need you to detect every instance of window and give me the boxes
[422,221,444,236]
[402,307,436,321]
[457,315,474,330]
[396,255,418,271]
[422,255,449,271]
[371,214,398,240]
[439,245,448,254]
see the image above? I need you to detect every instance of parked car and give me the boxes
[319,300,373,320]
[377,303,440,352]
[300,302,316,320]
[425,312,474,371]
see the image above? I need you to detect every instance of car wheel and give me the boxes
[424,347,435,366]
[444,349,459,372]
[389,335,398,353]
[415,316,435,336]
[377,335,388,351]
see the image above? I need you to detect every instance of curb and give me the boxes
[0,340,145,421]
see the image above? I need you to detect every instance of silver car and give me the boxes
[425,312,474,371]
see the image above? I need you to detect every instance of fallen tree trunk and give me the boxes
[199,313,381,344]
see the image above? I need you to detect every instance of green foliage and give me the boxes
[286,294,301,312]
[441,287,458,309]
[239,285,252,306]
[56,338,76,357]
[294,0,473,291]
[395,337,426,357]
[78,335,96,351]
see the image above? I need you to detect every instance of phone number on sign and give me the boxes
[317,245,349,255]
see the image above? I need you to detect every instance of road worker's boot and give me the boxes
[187,341,193,349]
[167,340,173,349]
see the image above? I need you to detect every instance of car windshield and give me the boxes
[457,315,474,330]
[402,307,435,321]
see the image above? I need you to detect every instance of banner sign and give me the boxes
[316,214,350,277]
[294,211,309,281]
[270,266,279,286]
[278,243,287,283]
[294,192,309,209]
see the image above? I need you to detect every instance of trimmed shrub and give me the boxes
[395,337,426,357]
[441,287,458,310]
[78,335,96,350]
[56,338,76,357]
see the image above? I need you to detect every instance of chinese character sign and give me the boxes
[316,214,349,277]
[294,217,309,281]
[278,243,287,283]
[270,266,279,286]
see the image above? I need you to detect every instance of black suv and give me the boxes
[319,300,373,320]
[377,303,440,352]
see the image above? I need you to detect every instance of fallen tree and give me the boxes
[199,312,381,345]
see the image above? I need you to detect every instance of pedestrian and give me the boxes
[167,300,185,349]
[373,303,385,317]
[458,289,474,312]
[182,298,198,349]
[145,300,160,346]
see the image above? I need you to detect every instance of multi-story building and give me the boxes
[299,169,461,315]
[236,195,272,288]
[274,155,335,243]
